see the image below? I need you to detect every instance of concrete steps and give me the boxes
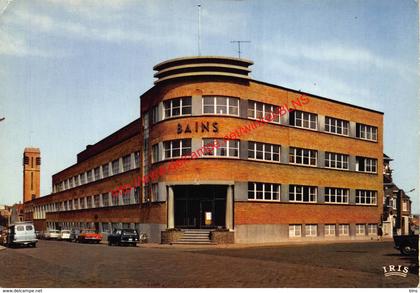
[173,229,213,245]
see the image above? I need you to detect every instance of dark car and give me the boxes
[108,229,139,246]
[393,234,419,255]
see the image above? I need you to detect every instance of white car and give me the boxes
[59,230,71,241]
[44,229,60,240]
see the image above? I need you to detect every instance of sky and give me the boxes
[0,0,418,213]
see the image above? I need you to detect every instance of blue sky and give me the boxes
[0,0,418,212]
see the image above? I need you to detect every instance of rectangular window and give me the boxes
[94,195,100,208]
[325,117,349,136]
[102,164,109,178]
[134,187,140,204]
[80,174,86,185]
[86,197,92,209]
[69,178,74,189]
[73,199,79,210]
[202,139,239,158]
[289,185,317,202]
[289,147,317,166]
[248,142,280,162]
[94,167,100,181]
[122,189,131,205]
[163,97,192,119]
[305,224,317,237]
[151,105,159,124]
[356,123,378,141]
[87,170,93,183]
[123,155,131,172]
[289,110,318,130]
[80,198,85,209]
[356,190,377,205]
[402,201,408,211]
[324,187,349,204]
[247,100,280,123]
[152,144,159,163]
[63,179,67,190]
[134,152,140,168]
[356,156,377,173]
[112,193,119,206]
[325,152,349,170]
[151,183,159,202]
[356,224,366,236]
[324,224,336,237]
[203,96,239,116]
[102,193,109,207]
[367,224,377,235]
[68,200,73,210]
[163,139,192,159]
[102,223,111,233]
[112,159,120,175]
[338,224,350,236]
[248,182,280,201]
[289,225,302,237]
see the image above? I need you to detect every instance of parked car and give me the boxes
[59,230,71,241]
[394,234,419,255]
[77,229,102,244]
[5,222,37,248]
[108,229,139,246]
[44,229,60,240]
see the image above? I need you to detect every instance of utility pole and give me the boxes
[230,40,251,58]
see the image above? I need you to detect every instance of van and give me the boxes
[6,222,38,248]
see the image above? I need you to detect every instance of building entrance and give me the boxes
[174,185,227,229]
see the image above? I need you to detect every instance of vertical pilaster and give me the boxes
[225,185,234,230]
[167,186,175,229]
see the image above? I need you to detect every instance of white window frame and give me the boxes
[163,139,191,159]
[324,188,349,204]
[356,123,378,141]
[367,224,377,235]
[163,97,192,119]
[247,182,280,201]
[305,224,317,237]
[202,96,239,116]
[248,141,281,162]
[123,155,131,172]
[325,117,349,136]
[356,157,377,173]
[356,190,377,205]
[112,159,120,175]
[356,224,366,236]
[202,139,239,158]
[291,110,318,130]
[325,152,349,170]
[247,100,280,124]
[324,224,336,237]
[289,147,317,167]
[289,224,302,238]
[289,185,317,203]
[102,164,109,178]
[338,224,350,236]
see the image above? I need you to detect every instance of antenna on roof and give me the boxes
[230,40,251,58]
[197,4,202,56]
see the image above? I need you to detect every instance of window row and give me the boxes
[47,222,141,235]
[153,97,378,142]
[289,224,378,237]
[54,152,140,193]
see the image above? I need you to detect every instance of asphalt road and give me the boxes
[0,240,417,288]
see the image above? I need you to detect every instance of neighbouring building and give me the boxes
[23,148,41,203]
[382,154,413,236]
[23,56,384,243]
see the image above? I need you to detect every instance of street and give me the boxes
[0,240,418,288]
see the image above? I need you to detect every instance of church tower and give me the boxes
[23,148,40,203]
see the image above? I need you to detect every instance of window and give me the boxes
[112,159,120,175]
[356,157,377,173]
[152,144,159,163]
[151,105,159,124]
[102,164,109,178]
[305,224,317,237]
[203,96,239,116]
[94,195,100,208]
[338,224,349,236]
[289,225,302,237]
[69,178,73,189]
[247,100,280,123]
[123,155,131,172]
[392,198,397,210]
[324,188,349,204]
[367,224,377,235]
[324,224,336,237]
[94,167,100,181]
[248,182,280,201]
[122,189,131,205]
[163,139,191,159]
[36,157,41,165]
[356,123,377,141]
[325,152,349,170]
[151,183,159,202]
[325,117,349,135]
[73,199,79,210]
[134,152,140,168]
[102,193,109,207]
[248,142,280,162]
[102,222,111,233]
[402,201,408,211]
[202,139,239,158]
[68,200,73,210]
[289,147,317,166]
[289,185,317,202]
[87,170,93,183]
[112,193,119,206]
[134,187,140,204]
[356,224,366,236]
[289,110,317,130]
[63,180,68,190]
[80,198,85,209]
[356,190,377,205]
[163,97,191,118]
[80,174,86,185]
[86,197,92,209]
[74,176,79,187]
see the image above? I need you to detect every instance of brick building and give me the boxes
[24,56,384,243]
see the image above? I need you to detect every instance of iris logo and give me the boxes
[382,264,409,277]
